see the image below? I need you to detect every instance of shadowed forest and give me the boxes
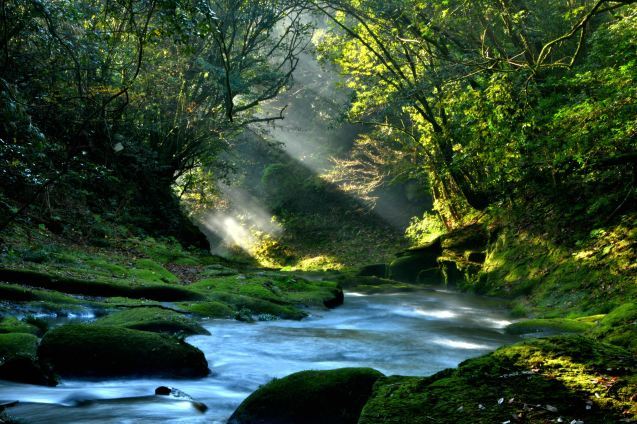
[0,1,635,423]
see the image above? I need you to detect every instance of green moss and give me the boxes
[39,324,209,378]
[190,274,343,318]
[209,292,308,320]
[132,259,179,284]
[338,275,422,294]
[0,333,57,386]
[0,316,40,335]
[476,219,636,317]
[180,301,234,318]
[360,335,636,423]
[92,307,208,336]
[505,318,594,335]
[0,267,202,301]
[84,258,179,284]
[590,303,637,352]
[229,368,384,424]
[0,333,38,358]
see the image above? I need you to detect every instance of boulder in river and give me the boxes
[38,324,209,378]
[228,367,384,424]
[0,333,57,386]
[92,307,210,336]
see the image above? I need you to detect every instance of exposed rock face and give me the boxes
[38,324,209,378]
[228,367,384,424]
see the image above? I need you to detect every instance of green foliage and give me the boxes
[405,212,445,245]
[317,0,637,226]
[0,0,310,244]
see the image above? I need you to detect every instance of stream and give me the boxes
[0,289,520,423]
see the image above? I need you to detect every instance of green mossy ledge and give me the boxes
[91,307,209,336]
[228,368,384,424]
[0,267,203,301]
[38,324,209,378]
[359,335,636,424]
[0,333,57,386]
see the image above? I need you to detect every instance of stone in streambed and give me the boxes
[38,324,209,378]
[228,367,384,424]
[155,386,208,412]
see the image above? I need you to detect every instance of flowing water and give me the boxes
[0,289,519,423]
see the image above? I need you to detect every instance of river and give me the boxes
[0,288,519,423]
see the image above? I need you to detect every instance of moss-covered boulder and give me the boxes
[228,368,384,424]
[38,324,209,378]
[0,317,40,335]
[0,267,203,301]
[0,333,57,386]
[389,238,442,283]
[92,307,209,336]
[359,335,636,424]
[180,301,234,318]
[590,303,637,352]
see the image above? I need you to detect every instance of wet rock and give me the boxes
[229,367,384,424]
[155,386,208,412]
[38,324,209,378]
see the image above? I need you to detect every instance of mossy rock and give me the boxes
[0,317,40,335]
[440,224,488,251]
[0,333,57,386]
[505,318,594,335]
[0,283,36,301]
[180,301,234,319]
[39,324,209,378]
[590,303,637,352]
[92,307,209,336]
[209,292,308,320]
[390,238,441,283]
[359,335,636,424]
[229,368,384,424]
[0,267,203,301]
[338,276,421,294]
[389,256,440,283]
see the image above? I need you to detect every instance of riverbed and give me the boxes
[0,289,520,423]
